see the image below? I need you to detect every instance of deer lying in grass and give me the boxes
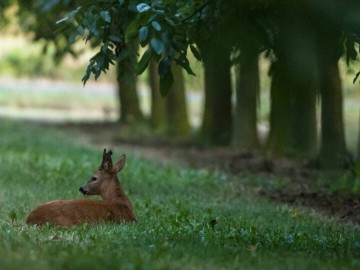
[26,149,135,226]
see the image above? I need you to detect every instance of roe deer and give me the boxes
[26,149,135,226]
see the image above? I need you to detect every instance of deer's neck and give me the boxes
[102,178,128,202]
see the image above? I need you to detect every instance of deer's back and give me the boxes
[26,199,135,226]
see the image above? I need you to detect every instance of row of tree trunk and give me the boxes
[195,8,350,169]
[116,31,351,169]
[117,56,190,139]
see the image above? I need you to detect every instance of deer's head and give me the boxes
[79,149,126,197]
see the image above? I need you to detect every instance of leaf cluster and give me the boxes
[8,0,360,88]
[13,0,80,62]
[56,0,207,92]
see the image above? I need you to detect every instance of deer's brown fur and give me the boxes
[26,150,135,226]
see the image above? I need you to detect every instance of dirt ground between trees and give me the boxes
[44,121,360,225]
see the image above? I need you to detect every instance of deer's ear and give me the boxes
[114,154,126,173]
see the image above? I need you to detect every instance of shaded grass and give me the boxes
[0,120,360,269]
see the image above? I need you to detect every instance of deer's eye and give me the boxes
[91,176,97,182]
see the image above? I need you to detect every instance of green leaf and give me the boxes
[136,3,151,13]
[77,25,84,35]
[125,12,152,41]
[346,39,357,66]
[165,18,175,27]
[108,35,122,43]
[160,70,174,97]
[155,9,166,17]
[139,26,149,43]
[82,70,91,84]
[353,71,360,84]
[151,38,164,55]
[69,31,77,44]
[151,21,161,31]
[137,48,153,75]
[158,57,171,77]
[190,44,202,61]
[175,56,195,76]
[125,20,141,41]
[100,11,111,23]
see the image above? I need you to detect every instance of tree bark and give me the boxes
[117,53,144,124]
[232,51,260,150]
[166,63,190,137]
[317,36,350,168]
[198,38,232,146]
[148,61,190,137]
[149,60,166,131]
[266,61,293,157]
[289,60,318,160]
[267,14,318,160]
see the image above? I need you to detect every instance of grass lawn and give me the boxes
[0,120,360,270]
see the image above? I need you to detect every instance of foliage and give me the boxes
[4,1,360,88]
[13,0,81,61]
[49,0,360,90]
[54,0,205,93]
[0,120,360,269]
[7,0,359,89]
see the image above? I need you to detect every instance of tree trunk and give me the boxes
[117,57,144,124]
[267,63,318,160]
[166,63,190,137]
[148,61,190,137]
[198,39,232,146]
[267,15,318,160]
[232,51,260,150]
[318,54,349,168]
[266,61,293,157]
[149,60,166,131]
[289,61,318,159]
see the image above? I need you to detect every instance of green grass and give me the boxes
[0,120,360,270]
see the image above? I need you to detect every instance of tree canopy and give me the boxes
[4,1,360,89]
[38,0,358,89]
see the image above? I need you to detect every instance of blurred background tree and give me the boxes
[1,0,360,170]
